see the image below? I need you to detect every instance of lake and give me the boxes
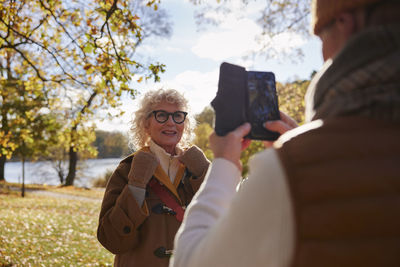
[4,158,122,188]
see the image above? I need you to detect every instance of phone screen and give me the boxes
[247,71,280,140]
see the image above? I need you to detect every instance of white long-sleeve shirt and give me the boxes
[170,148,295,267]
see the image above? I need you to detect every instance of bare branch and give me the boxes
[27,15,50,38]
[106,21,129,82]
[94,0,119,47]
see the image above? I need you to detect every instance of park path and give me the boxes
[10,186,103,202]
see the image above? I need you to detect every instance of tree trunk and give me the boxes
[65,146,78,186]
[0,155,6,181]
[64,91,97,186]
[57,160,65,185]
[21,157,25,197]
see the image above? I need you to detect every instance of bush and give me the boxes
[92,169,114,188]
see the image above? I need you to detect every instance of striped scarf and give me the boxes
[305,24,400,123]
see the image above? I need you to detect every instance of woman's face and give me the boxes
[145,101,186,155]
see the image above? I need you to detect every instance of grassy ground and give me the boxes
[0,182,113,266]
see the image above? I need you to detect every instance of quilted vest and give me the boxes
[276,116,400,267]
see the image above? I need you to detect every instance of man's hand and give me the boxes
[263,111,298,148]
[128,151,159,189]
[179,146,210,177]
[209,123,251,171]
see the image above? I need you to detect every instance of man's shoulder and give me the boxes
[275,116,400,149]
[273,116,400,167]
[273,119,324,149]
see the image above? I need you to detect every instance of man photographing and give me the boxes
[170,0,400,266]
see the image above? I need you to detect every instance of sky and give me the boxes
[95,0,324,132]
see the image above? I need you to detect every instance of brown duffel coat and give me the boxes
[97,147,206,267]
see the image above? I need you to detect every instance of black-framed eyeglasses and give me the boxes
[150,110,188,124]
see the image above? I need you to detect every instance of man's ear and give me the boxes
[335,12,359,39]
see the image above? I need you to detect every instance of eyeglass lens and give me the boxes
[154,110,187,124]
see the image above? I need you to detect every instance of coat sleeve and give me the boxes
[97,158,149,254]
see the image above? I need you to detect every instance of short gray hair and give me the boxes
[129,88,196,150]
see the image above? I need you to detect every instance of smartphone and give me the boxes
[211,62,280,141]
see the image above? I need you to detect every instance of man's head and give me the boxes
[311,0,400,61]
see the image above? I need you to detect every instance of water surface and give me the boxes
[4,158,121,187]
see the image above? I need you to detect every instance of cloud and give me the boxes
[165,46,184,53]
[173,69,219,113]
[258,31,307,55]
[192,18,261,61]
[191,17,307,62]
[139,69,219,114]
[135,44,157,55]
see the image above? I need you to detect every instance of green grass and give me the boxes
[0,191,113,266]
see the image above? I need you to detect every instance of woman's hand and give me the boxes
[128,151,159,188]
[263,111,298,148]
[179,146,210,177]
[209,123,251,171]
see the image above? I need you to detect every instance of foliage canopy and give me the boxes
[0,0,172,184]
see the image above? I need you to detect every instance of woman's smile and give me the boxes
[162,130,177,136]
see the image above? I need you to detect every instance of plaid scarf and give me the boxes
[305,24,400,123]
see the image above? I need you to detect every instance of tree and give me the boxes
[94,130,130,158]
[277,79,309,124]
[12,114,60,196]
[195,105,215,126]
[0,0,172,185]
[193,123,214,161]
[45,140,69,185]
[0,49,60,182]
[193,106,215,161]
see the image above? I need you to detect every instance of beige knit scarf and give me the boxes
[305,24,400,123]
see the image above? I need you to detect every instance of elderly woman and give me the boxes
[97,89,209,267]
